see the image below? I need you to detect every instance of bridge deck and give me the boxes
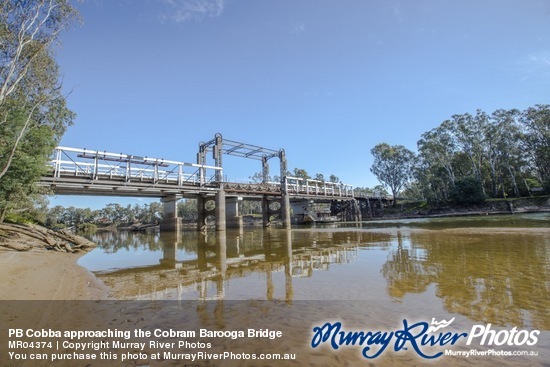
[40,146,390,202]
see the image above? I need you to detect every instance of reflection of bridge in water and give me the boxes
[39,133,392,231]
[89,222,550,331]
[94,229,361,301]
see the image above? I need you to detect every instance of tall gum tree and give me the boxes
[0,0,78,221]
[520,105,550,185]
[370,143,416,206]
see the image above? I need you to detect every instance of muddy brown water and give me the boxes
[74,213,549,366]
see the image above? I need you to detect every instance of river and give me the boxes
[77,213,549,366]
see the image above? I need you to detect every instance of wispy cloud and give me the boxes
[160,0,225,23]
[512,51,550,81]
[390,1,404,22]
[291,23,306,35]
[527,51,550,67]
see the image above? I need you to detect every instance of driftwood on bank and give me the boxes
[0,223,96,253]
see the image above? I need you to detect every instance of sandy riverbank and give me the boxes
[0,248,109,300]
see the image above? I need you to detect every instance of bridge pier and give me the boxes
[281,193,291,228]
[262,196,269,227]
[261,196,283,227]
[197,195,206,231]
[159,232,182,268]
[160,194,182,232]
[215,188,226,231]
[226,197,243,229]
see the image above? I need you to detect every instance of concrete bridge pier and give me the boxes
[262,196,269,227]
[281,193,291,228]
[159,232,181,268]
[283,229,293,303]
[215,188,226,231]
[261,196,284,227]
[160,194,182,232]
[197,195,206,231]
[226,197,243,229]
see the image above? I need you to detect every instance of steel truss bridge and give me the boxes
[39,134,391,229]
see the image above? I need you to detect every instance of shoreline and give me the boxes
[0,248,109,300]
[0,208,548,301]
[366,207,550,221]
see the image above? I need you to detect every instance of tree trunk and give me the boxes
[506,165,520,197]
[522,176,532,197]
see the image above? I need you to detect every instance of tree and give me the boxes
[417,120,458,187]
[449,176,485,204]
[1,0,78,176]
[0,124,53,221]
[488,109,525,197]
[0,0,78,221]
[452,110,489,188]
[292,168,310,181]
[370,143,415,205]
[249,170,278,184]
[314,173,324,182]
[520,105,550,184]
[178,199,198,221]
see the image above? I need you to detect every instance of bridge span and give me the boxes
[39,134,391,231]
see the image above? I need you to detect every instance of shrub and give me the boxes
[77,223,97,232]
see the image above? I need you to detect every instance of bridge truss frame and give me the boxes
[197,133,287,186]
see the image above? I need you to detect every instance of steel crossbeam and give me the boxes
[201,136,279,161]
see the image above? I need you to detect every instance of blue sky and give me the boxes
[50,0,550,208]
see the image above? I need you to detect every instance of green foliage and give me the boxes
[41,202,165,228]
[449,177,486,204]
[370,143,416,204]
[178,199,198,221]
[0,0,78,221]
[401,181,425,201]
[4,211,38,224]
[77,222,97,232]
[292,168,310,180]
[520,105,550,183]
[415,105,550,201]
[0,121,59,221]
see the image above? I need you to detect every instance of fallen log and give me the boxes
[2,241,32,251]
[56,229,96,250]
[0,223,49,243]
[0,223,97,253]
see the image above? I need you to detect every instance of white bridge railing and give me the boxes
[47,147,357,198]
[49,147,222,186]
[284,176,353,198]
